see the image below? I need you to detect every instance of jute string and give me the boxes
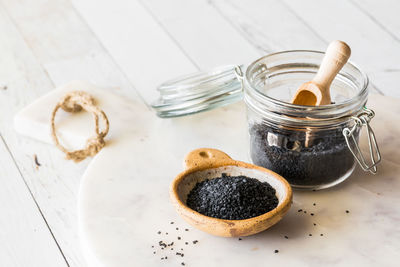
[51,91,109,162]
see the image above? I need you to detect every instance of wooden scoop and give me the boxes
[291,40,351,106]
[170,148,292,237]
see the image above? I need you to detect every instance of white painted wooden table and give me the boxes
[1,0,399,266]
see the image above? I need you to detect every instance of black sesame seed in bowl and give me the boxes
[186,173,279,220]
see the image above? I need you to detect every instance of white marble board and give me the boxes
[15,81,400,267]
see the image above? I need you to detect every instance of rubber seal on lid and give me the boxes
[151,65,243,118]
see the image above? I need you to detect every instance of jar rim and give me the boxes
[244,50,369,126]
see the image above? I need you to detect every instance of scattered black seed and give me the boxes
[346,210,350,213]
[166,232,168,235]
[312,189,316,192]
[181,263,185,266]
[176,228,179,230]
[171,248,174,250]
[320,234,324,236]
[34,154,41,167]
[185,229,189,231]
[274,250,279,253]
[157,231,161,234]
[250,123,355,186]
[161,248,164,250]
[310,213,314,216]
[193,240,198,244]
[153,252,156,254]
[1,85,7,90]
[181,248,183,251]
[151,245,154,248]
[165,256,167,259]
[313,223,317,226]
[170,222,174,224]
[313,203,316,206]
[178,237,181,240]
[284,236,288,239]
[238,238,242,241]
[161,257,164,260]
[304,211,307,214]
[186,173,278,220]
[185,242,188,245]
[298,209,303,212]
[309,234,312,236]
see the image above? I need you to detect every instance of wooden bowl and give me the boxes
[170,148,292,237]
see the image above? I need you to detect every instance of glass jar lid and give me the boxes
[151,65,243,118]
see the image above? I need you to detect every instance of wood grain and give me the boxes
[0,0,398,265]
[0,135,68,267]
[284,0,400,97]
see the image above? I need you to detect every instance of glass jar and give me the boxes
[241,51,378,190]
[152,50,381,190]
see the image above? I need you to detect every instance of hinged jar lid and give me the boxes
[151,65,244,118]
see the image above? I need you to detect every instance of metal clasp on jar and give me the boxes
[343,107,381,174]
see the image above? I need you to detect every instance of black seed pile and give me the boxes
[250,123,357,186]
[186,173,278,220]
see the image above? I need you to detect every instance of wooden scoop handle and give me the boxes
[184,148,232,169]
[313,40,351,91]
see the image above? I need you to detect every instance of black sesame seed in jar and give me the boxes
[249,123,356,187]
[186,174,278,220]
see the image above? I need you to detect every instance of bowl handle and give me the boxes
[184,148,233,170]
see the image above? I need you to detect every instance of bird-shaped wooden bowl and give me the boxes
[170,148,292,237]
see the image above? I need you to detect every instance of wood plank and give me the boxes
[141,0,260,68]
[70,0,198,105]
[208,0,326,52]
[0,1,90,266]
[351,0,400,98]
[2,0,138,98]
[283,0,400,97]
[0,136,68,267]
[352,0,400,42]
